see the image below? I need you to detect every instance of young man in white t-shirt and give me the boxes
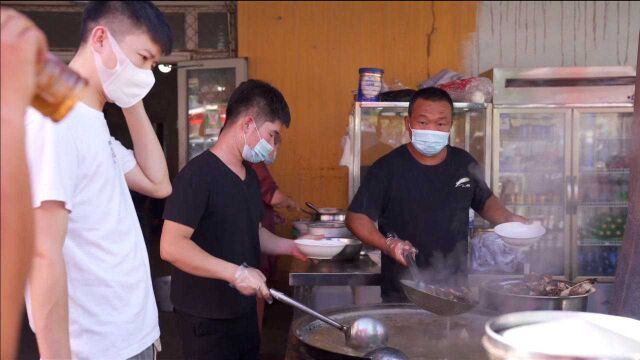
[24,2,172,359]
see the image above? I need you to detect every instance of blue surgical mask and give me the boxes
[410,126,449,156]
[242,121,274,163]
[264,149,277,165]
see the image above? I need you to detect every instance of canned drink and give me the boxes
[357,67,384,102]
[31,53,88,121]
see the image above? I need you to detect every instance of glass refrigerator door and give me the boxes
[450,104,491,183]
[177,59,247,169]
[493,109,571,277]
[353,103,410,197]
[573,108,633,281]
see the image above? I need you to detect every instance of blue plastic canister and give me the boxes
[357,67,384,102]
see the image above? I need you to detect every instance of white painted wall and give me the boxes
[464,1,640,75]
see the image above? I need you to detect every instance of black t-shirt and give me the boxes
[163,150,263,319]
[348,145,492,297]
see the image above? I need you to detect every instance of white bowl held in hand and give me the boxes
[294,239,346,259]
[495,221,546,248]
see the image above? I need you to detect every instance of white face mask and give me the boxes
[93,30,155,108]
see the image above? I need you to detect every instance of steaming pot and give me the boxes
[479,279,595,314]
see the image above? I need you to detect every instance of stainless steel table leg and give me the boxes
[292,285,313,320]
[350,285,357,305]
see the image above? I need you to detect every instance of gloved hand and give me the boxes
[384,233,417,267]
[230,263,272,303]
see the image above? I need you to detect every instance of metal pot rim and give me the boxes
[317,207,346,214]
[327,237,361,244]
[481,279,596,299]
[309,221,347,229]
[483,311,640,360]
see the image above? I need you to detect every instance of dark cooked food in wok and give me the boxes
[422,284,475,304]
[503,273,597,297]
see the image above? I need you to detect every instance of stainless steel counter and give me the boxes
[289,255,382,287]
[287,255,382,319]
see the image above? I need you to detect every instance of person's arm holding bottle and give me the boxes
[0,7,52,358]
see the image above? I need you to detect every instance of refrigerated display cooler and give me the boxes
[491,67,635,283]
[177,58,247,169]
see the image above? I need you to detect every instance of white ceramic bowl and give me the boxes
[294,239,346,259]
[495,222,546,248]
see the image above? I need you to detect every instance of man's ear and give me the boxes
[240,116,255,133]
[89,26,108,53]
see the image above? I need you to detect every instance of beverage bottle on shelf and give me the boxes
[585,248,594,275]
[606,248,613,275]
[610,249,619,275]
[600,247,608,275]
[556,234,564,270]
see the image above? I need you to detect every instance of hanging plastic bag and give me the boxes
[437,77,494,103]
[418,69,465,89]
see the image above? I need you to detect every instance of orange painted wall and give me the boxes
[238,1,478,226]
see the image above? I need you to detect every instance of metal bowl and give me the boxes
[309,222,352,238]
[483,311,640,360]
[293,220,313,236]
[330,238,363,261]
[479,279,595,314]
[314,213,346,222]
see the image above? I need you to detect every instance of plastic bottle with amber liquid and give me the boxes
[31,53,88,121]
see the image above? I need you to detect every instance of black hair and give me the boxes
[408,87,454,116]
[80,1,172,55]
[225,79,291,128]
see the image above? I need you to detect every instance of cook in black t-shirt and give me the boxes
[160,80,311,359]
[347,88,527,300]
[164,151,264,319]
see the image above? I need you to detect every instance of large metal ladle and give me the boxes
[305,201,322,214]
[364,346,409,360]
[269,289,388,350]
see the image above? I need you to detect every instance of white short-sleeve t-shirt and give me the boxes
[24,102,159,360]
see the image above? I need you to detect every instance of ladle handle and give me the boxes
[270,289,346,332]
[305,201,321,214]
[403,249,425,289]
[298,208,316,217]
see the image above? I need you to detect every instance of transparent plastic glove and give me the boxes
[230,263,272,303]
[384,233,417,267]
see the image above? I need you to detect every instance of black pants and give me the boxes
[176,310,260,360]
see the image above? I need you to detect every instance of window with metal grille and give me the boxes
[7,2,237,58]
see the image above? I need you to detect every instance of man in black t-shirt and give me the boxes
[347,87,527,301]
[160,80,314,359]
